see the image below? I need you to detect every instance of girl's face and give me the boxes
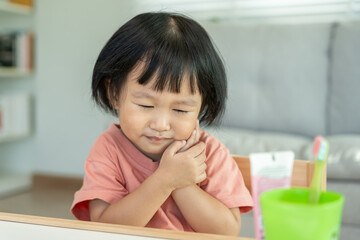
[113,64,202,161]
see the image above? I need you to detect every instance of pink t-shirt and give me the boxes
[71,124,253,231]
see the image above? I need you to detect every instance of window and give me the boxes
[135,0,360,22]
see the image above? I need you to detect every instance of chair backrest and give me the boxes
[232,155,327,194]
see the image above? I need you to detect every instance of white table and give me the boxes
[0,212,253,240]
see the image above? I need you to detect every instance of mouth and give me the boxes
[146,136,170,143]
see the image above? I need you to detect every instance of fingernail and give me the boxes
[193,130,196,135]
[182,140,186,145]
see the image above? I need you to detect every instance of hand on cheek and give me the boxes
[178,120,200,153]
[158,134,207,189]
[157,120,206,189]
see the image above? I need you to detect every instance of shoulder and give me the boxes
[199,128,229,156]
[95,124,122,143]
[198,129,235,169]
[88,124,127,161]
[198,128,237,176]
[93,124,130,148]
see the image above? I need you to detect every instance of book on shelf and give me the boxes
[9,0,33,7]
[0,31,33,73]
[0,93,31,141]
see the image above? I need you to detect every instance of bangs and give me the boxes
[136,42,198,94]
[134,16,201,94]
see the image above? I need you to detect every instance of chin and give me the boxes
[151,149,167,156]
[144,152,163,162]
[141,141,173,158]
[142,146,166,156]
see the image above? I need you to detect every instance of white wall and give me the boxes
[1,0,135,177]
[34,0,136,176]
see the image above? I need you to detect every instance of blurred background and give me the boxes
[1,0,360,238]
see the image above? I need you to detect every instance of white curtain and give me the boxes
[135,0,360,22]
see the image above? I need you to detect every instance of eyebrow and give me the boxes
[132,91,198,107]
[132,91,154,99]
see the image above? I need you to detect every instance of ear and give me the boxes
[106,79,120,110]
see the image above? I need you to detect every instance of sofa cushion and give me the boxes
[205,126,310,159]
[329,21,360,135]
[327,180,360,226]
[339,225,360,240]
[204,22,332,137]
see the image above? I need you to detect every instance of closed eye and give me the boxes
[138,104,153,109]
[173,109,188,114]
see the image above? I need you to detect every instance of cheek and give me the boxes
[173,117,197,140]
[118,106,145,131]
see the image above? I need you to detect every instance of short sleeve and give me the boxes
[201,144,253,214]
[71,135,128,220]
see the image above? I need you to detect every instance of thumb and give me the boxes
[164,140,186,156]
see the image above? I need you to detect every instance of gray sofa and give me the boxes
[203,20,360,239]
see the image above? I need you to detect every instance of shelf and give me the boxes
[0,1,32,15]
[0,172,32,198]
[0,67,33,77]
[0,133,31,143]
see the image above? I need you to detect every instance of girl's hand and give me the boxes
[157,137,206,190]
[178,120,200,153]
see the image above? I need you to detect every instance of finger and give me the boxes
[194,150,206,164]
[198,162,207,173]
[196,172,207,183]
[195,120,200,143]
[178,129,197,153]
[165,140,187,156]
[181,120,200,152]
[187,141,206,157]
[178,130,195,152]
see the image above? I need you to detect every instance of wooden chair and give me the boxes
[232,155,327,194]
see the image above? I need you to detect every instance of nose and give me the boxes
[149,111,170,132]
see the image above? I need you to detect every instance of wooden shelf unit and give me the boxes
[0,67,33,77]
[0,1,32,15]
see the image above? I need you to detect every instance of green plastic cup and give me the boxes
[260,188,344,240]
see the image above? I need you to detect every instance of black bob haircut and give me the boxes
[92,12,227,126]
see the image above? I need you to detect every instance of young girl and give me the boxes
[71,12,253,236]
